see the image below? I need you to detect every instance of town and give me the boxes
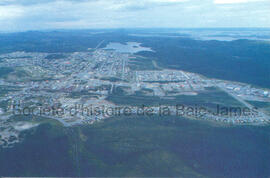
[0,48,270,147]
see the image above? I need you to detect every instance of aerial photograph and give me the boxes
[0,0,270,177]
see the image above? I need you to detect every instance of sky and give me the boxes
[0,0,269,32]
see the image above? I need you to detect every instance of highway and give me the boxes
[219,87,270,121]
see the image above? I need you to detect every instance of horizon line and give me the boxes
[1,27,270,34]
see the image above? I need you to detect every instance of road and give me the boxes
[219,87,270,121]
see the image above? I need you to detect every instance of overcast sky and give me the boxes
[0,0,269,32]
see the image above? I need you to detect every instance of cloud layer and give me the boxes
[0,0,269,31]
